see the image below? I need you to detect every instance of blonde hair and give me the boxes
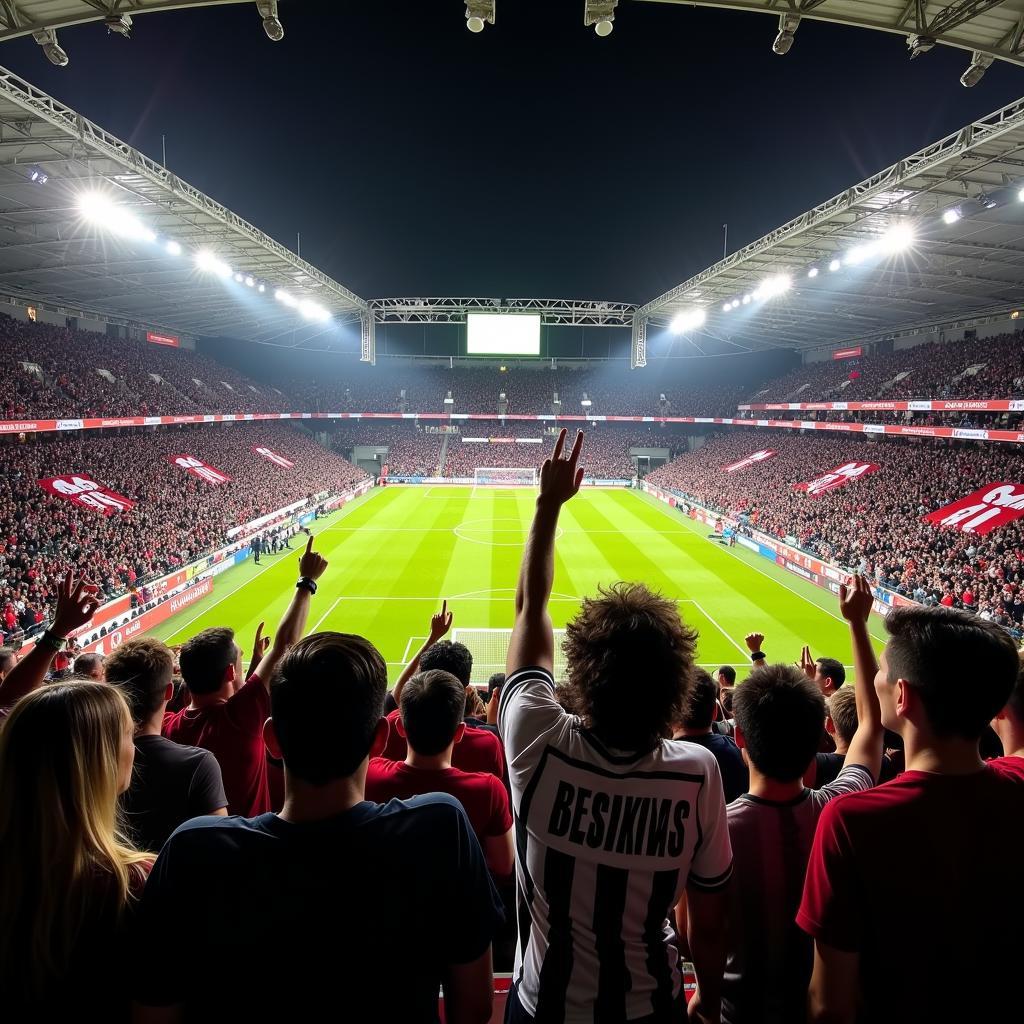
[0,680,151,998]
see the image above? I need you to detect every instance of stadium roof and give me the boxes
[0,62,367,344]
[635,1,1024,68]
[636,91,1024,357]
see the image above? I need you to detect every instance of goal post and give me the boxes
[472,467,538,488]
[453,627,568,683]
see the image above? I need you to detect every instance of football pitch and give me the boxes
[153,486,886,685]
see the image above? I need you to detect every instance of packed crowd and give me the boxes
[0,425,365,637]
[327,424,444,476]
[648,432,1024,626]
[0,430,1021,1024]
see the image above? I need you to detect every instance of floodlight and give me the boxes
[275,289,297,307]
[758,273,791,299]
[829,259,841,272]
[807,267,819,278]
[907,34,935,59]
[742,295,751,305]
[845,245,869,266]
[233,272,244,283]
[670,308,706,334]
[245,276,255,287]
[880,223,915,254]
[943,208,961,225]
[1019,187,1024,203]
[773,13,799,55]
[960,51,993,88]
[77,192,155,242]
[595,19,613,37]
[29,168,47,184]
[196,251,232,278]
[257,1,284,41]
[299,300,331,322]
[104,15,132,38]
[165,240,182,256]
[466,1,495,32]
[258,283,266,293]
[722,302,731,313]
[33,29,68,67]
[731,300,740,309]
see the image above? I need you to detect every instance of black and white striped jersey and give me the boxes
[499,666,733,1022]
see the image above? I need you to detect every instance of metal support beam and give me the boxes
[630,316,647,369]
[360,310,375,365]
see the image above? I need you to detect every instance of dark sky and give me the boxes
[4,0,1024,303]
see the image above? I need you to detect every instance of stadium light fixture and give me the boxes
[879,223,915,254]
[195,250,232,279]
[258,283,266,293]
[670,308,706,334]
[29,168,48,184]
[1019,187,1024,203]
[731,300,740,309]
[77,192,156,242]
[943,208,961,225]
[742,295,752,305]
[233,272,244,283]
[275,288,297,308]
[829,259,841,272]
[33,29,68,67]
[257,1,284,41]
[807,267,819,279]
[245,276,255,288]
[466,1,495,32]
[299,300,331,322]
[104,15,132,38]
[960,51,993,88]
[164,240,182,256]
[722,302,731,313]
[773,13,799,55]
[585,1,617,36]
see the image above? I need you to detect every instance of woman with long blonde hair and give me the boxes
[0,679,152,1018]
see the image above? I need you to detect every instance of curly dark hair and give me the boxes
[561,582,698,752]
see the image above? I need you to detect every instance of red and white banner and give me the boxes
[147,331,180,348]
[794,461,880,497]
[723,449,776,473]
[739,398,1024,413]
[832,347,863,361]
[167,454,231,486]
[38,474,135,516]
[922,483,1024,535]
[251,445,294,469]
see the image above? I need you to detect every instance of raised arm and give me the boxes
[254,535,328,688]
[0,571,99,710]
[836,574,884,781]
[392,601,453,706]
[506,429,584,677]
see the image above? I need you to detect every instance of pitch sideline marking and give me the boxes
[691,599,749,659]
[636,491,888,645]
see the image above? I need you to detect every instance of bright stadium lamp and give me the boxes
[196,251,232,278]
[275,288,297,308]
[257,1,284,41]
[670,308,706,334]
[245,276,255,287]
[807,267,819,278]
[585,1,617,37]
[880,223,915,254]
[961,51,993,88]
[33,29,68,67]
[233,272,244,283]
[943,208,961,225]
[829,259,841,272]
[466,1,495,32]
[1018,186,1024,203]
[722,302,732,313]
[773,13,799,55]
[77,192,155,242]
[164,239,182,256]
[742,294,751,305]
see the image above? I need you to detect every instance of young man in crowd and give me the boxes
[73,651,105,681]
[367,668,514,877]
[382,608,506,782]
[799,605,1024,1023]
[499,430,731,1024]
[105,637,227,851]
[163,536,328,815]
[672,669,748,802]
[132,631,504,1023]
[0,646,15,684]
[721,575,883,1024]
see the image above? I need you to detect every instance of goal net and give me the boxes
[473,467,538,488]
[454,627,568,683]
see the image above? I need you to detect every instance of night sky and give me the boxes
[3,0,1023,303]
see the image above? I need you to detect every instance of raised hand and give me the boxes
[429,600,454,642]
[252,620,271,659]
[799,644,816,679]
[745,632,765,654]
[539,429,585,508]
[298,535,328,581]
[839,574,874,625]
[51,570,100,637]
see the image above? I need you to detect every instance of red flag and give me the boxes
[166,455,231,486]
[38,474,135,516]
[794,461,879,497]
[250,445,294,469]
[923,483,1024,535]
[722,450,776,473]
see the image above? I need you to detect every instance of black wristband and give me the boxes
[296,577,318,595]
[40,630,67,652]
[750,651,767,662]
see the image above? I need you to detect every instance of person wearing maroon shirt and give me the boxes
[798,605,1024,1024]
[163,536,328,816]
[990,652,1024,781]
[367,668,514,877]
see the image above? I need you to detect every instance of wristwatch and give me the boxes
[39,630,67,652]
[296,577,318,595]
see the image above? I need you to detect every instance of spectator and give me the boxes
[0,680,150,1018]
[722,576,884,1024]
[672,669,749,802]
[131,632,504,1023]
[74,651,106,681]
[990,654,1024,778]
[106,637,228,851]
[799,605,1024,1023]
[499,431,732,1023]
[716,664,736,689]
[801,647,845,696]
[163,537,328,815]
[0,645,15,682]
[366,668,514,877]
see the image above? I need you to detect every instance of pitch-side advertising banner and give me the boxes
[251,445,294,469]
[794,461,880,497]
[723,449,776,473]
[167,455,232,485]
[922,483,1024,535]
[38,474,135,516]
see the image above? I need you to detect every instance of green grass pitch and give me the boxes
[153,486,886,685]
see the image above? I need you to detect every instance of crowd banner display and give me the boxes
[37,474,135,515]
[922,483,1024,534]
[740,398,1024,413]
[251,445,294,468]
[166,454,232,485]
[722,449,776,473]
[793,461,880,497]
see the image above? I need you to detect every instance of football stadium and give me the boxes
[2,2,1024,1022]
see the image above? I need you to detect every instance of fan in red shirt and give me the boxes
[990,653,1024,782]
[367,668,513,878]
[163,537,329,817]
[798,605,1024,1024]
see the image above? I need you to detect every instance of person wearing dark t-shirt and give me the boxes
[132,631,503,1024]
[672,668,748,802]
[106,637,227,852]
[813,687,896,789]
[367,668,513,877]
[799,605,1024,1024]
[163,537,328,816]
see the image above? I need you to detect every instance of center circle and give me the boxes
[453,517,564,547]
